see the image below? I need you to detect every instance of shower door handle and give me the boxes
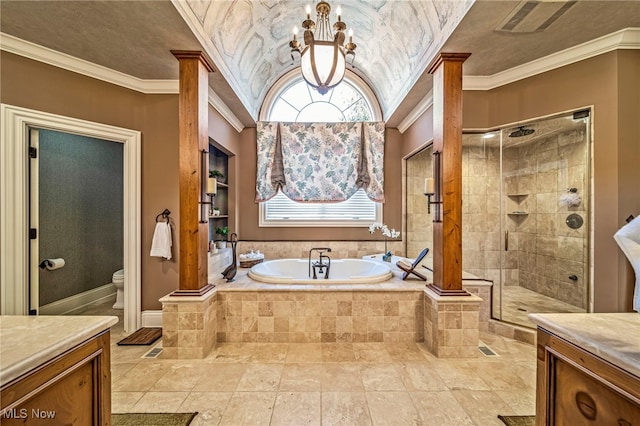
[505,231,509,251]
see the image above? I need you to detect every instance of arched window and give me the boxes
[259,70,383,227]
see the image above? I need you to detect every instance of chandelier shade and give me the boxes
[300,41,346,94]
[290,1,356,95]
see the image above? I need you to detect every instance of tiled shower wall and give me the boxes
[461,142,501,283]
[405,142,502,279]
[406,127,589,310]
[406,147,433,259]
[504,128,588,309]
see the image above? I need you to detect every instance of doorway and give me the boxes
[493,111,591,326]
[1,104,141,332]
[29,128,124,318]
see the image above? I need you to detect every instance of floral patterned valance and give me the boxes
[256,122,385,203]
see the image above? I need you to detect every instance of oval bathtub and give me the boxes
[248,258,393,284]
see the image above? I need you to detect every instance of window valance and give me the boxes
[255,122,385,203]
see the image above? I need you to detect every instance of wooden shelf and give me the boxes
[209,144,230,242]
[507,212,528,216]
[507,193,528,197]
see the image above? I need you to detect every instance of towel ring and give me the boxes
[156,208,171,223]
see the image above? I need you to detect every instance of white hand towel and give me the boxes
[150,222,172,260]
[614,216,640,312]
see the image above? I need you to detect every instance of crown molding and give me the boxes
[208,88,244,133]
[399,27,640,133]
[397,90,433,134]
[463,27,640,91]
[0,32,178,93]
[0,32,244,131]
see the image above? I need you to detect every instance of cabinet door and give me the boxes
[1,331,111,425]
[537,330,640,426]
[553,357,640,426]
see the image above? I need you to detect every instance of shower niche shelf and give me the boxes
[507,194,529,220]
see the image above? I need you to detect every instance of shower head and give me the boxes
[508,126,535,138]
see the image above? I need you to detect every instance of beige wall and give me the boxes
[0,52,240,310]
[401,106,434,158]
[236,127,404,246]
[404,50,640,312]
[616,50,640,307]
[4,47,638,313]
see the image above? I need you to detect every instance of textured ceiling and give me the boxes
[173,0,474,121]
[1,1,639,128]
[443,0,640,76]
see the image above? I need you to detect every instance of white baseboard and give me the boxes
[39,283,115,315]
[141,310,163,328]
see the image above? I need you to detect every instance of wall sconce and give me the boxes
[200,149,211,223]
[423,150,442,222]
[206,177,217,216]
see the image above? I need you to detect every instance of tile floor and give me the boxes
[109,335,536,425]
[77,296,538,426]
[497,285,584,328]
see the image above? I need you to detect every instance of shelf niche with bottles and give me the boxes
[208,142,229,242]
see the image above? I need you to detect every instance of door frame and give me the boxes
[1,104,141,332]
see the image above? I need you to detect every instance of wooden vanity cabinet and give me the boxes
[536,329,640,425]
[0,330,111,425]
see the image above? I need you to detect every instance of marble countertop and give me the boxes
[529,313,640,378]
[0,315,118,387]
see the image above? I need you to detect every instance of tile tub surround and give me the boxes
[396,262,493,334]
[235,241,405,263]
[215,271,426,344]
[161,259,491,357]
[214,262,490,349]
[0,315,118,386]
[423,288,482,358]
[160,289,218,359]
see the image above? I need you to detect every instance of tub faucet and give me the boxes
[309,248,332,279]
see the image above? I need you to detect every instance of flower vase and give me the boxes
[382,238,392,262]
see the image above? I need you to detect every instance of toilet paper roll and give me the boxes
[43,258,65,271]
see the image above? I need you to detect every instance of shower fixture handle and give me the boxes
[568,274,578,281]
[504,231,509,251]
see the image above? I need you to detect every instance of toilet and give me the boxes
[112,269,124,309]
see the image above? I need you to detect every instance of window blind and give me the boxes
[261,189,380,226]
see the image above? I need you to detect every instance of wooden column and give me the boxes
[172,50,215,295]
[427,52,470,296]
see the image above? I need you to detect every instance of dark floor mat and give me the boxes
[111,412,196,425]
[117,327,162,346]
[498,415,536,426]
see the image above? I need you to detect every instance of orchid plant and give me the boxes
[368,222,400,261]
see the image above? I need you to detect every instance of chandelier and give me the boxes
[289,2,356,95]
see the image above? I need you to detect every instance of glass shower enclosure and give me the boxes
[462,111,591,328]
